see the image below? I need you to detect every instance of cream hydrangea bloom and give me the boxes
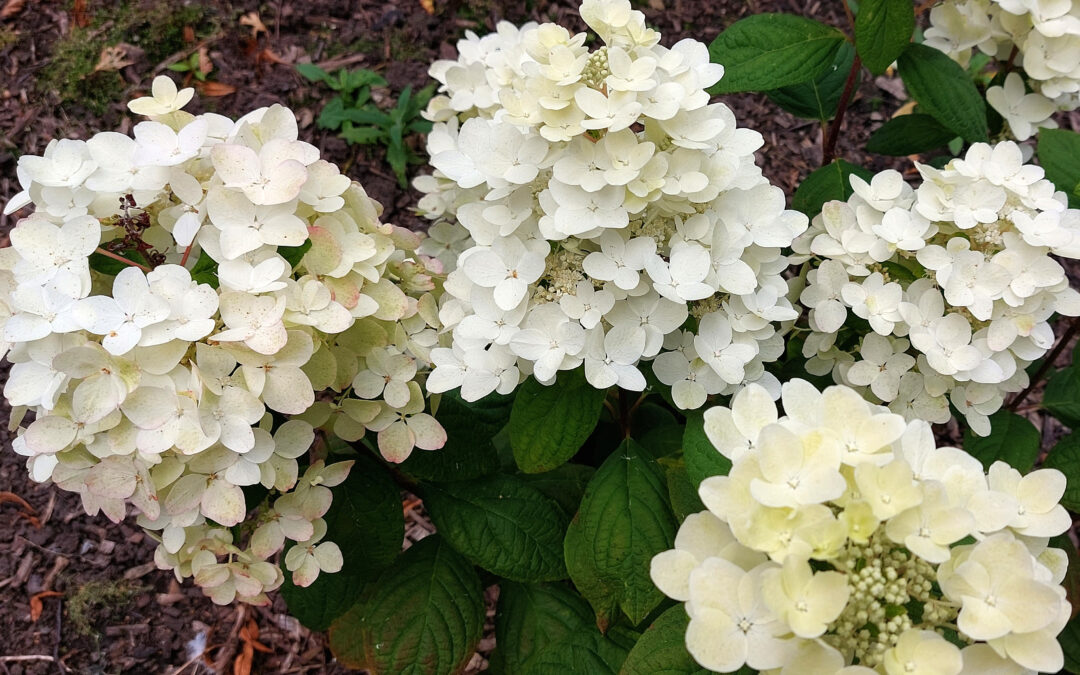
[2,77,446,605]
[418,0,806,405]
[794,142,1080,434]
[651,380,1071,673]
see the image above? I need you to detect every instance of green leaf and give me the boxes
[766,42,858,121]
[489,581,596,675]
[328,536,484,674]
[296,62,329,83]
[619,605,721,675]
[317,96,348,130]
[1044,434,1080,512]
[791,159,874,218]
[519,463,595,517]
[1038,128,1080,209]
[189,249,219,289]
[326,452,404,573]
[854,0,915,75]
[341,125,385,145]
[896,42,989,143]
[1061,611,1080,673]
[400,390,511,481]
[564,439,677,628]
[279,240,312,269]
[665,463,705,523]
[520,630,630,675]
[708,14,846,94]
[88,249,149,277]
[682,410,732,489]
[422,474,570,582]
[510,369,608,474]
[1044,366,1080,428]
[961,410,1041,472]
[866,113,958,156]
[279,569,369,632]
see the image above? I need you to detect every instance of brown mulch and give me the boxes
[1,0,1078,673]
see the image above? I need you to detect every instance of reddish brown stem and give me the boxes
[1007,316,1080,411]
[180,242,194,267]
[94,247,152,273]
[822,53,862,166]
[914,0,938,16]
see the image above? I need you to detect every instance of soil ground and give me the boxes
[0,0,1077,673]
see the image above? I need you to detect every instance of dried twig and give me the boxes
[0,655,70,673]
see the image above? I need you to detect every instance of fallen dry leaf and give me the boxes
[196,81,237,97]
[29,591,63,622]
[197,45,212,76]
[232,618,272,675]
[419,0,435,15]
[0,491,41,528]
[72,0,89,27]
[93,44,139,72]
[239,11,268,38]
[258,48,291,65]
[0,0,25,21]
[183,25,195,44]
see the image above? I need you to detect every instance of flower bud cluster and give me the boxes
[0,77,445,604]
[925,0,1080,113]
[650,380,1071,674]
[793,141,1080,435]
[415,0,808,406]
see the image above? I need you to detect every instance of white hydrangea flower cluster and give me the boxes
[651,380,1071,674]
[924,0,1079,125]
[414,0,808,406]
[792,141,1080,435]
[0,76,445,604]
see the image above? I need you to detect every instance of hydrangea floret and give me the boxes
[651,380,1071,674]
[414,0,809,406]
[792,141,1080,434]
[924,0,1078,138]
[0,77,445,604]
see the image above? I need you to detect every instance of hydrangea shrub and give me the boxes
[3,0,1080,672]
[0,77,444,604]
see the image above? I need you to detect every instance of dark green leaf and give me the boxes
[708,14,846,94]
[510,369,608,474]
[665,464,705,523]
[328,536,484,674]
[638,424,684,461]
[189,250,219,289]
[279,569,369,632]
[682,410,731,488]
[564,439,677,628]
[854,0,915,75]
[279,240,312,269]
[619,604,720,675]
[489,581,596,675]
[1038,128,1080,209]
[1044,366,1080,428]
[766,42,858,120]
[519,463,595,517]
[961,410,1041,472]
[1044,434,1080,512]
[88,249,149,277]
[521,629,630,675]
[866,113,958,156]
[896,43,988,143]
[1061,611,1080,673]
[341,125,386,146]
[792,159,874,217]
[423,474,569,582]
[325,452,404,573]
[296,63,329,83]
[400,390,511,481]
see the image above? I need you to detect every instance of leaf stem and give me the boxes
[180,242,195,267]
[1007,315,1080,411]
[822,53,862,166]
[93,247,152,273]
